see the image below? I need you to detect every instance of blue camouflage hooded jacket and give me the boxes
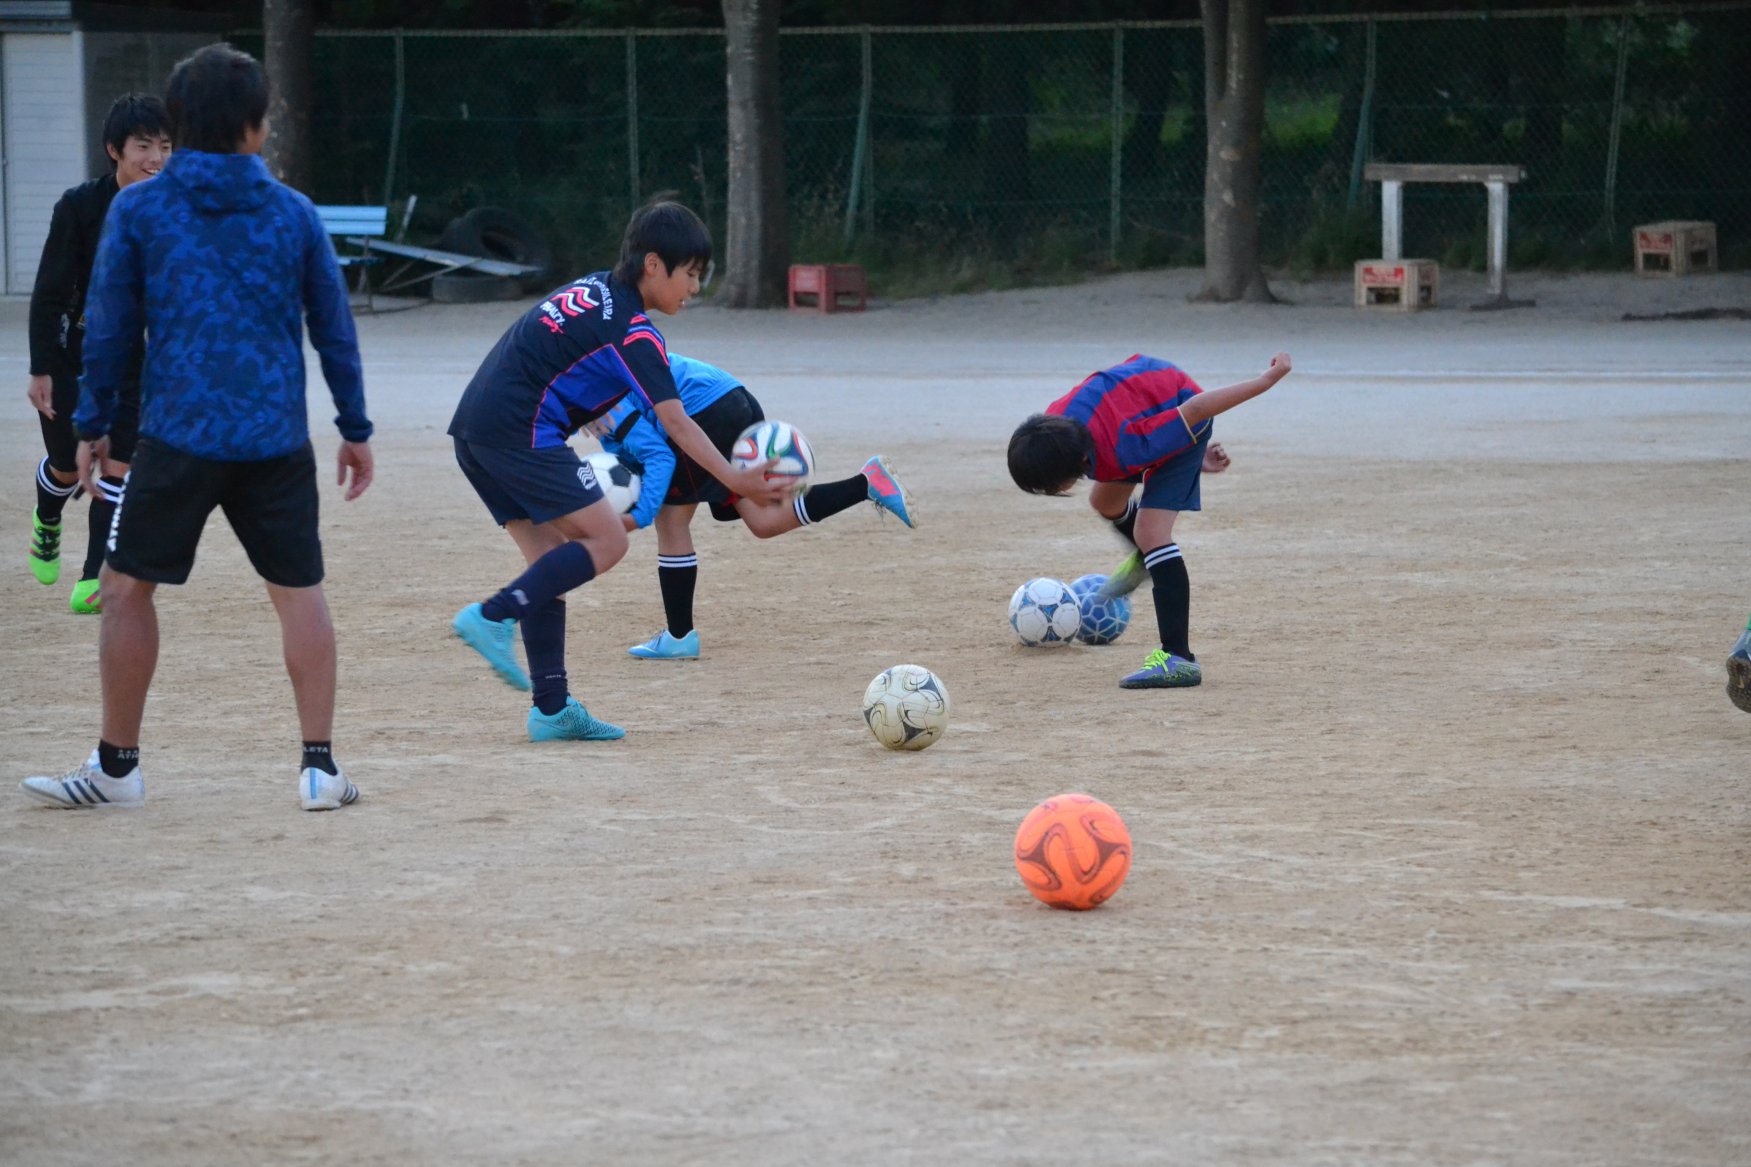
[76,149,371,460]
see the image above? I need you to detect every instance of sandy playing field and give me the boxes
[2,266,1748,1166]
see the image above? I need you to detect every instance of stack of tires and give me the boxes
[431,208,555,303]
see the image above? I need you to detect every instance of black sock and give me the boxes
[82,475,124,580]
[795,475,868,526]
[482,542,595,622]
[1110,497,1139,546]
[658,554,698,638]
[302,742,338,775]
[523,597,570,716]
[1144,543,1193,660]
[35,457,76,525]
[97,740,139,778]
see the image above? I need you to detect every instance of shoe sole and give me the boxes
[627,650,699,660]
[529,725,627,742]
[1119,673,1203,690]
[1729,655,1751,713]
[19,781,143,808]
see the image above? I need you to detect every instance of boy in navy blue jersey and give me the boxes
[20,45,374,811]
[449,200,789,740]
[1007,351,1292,689]
[593,352,915,660]
[26,93,172,614]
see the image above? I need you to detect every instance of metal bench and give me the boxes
[1363,164,1532,310]
[315,199,541,311]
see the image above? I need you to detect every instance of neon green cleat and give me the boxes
[69,578,101,615]
[28,509,61,585]
[1096,550,1148,600]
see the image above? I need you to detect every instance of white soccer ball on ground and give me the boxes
[584,450,640,514]
[731,419,816,498]
[862,664,951,751]
[1008,577,1081,647]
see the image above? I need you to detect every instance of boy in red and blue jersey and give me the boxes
[1007,351,1292,689]
[448,199,787,742]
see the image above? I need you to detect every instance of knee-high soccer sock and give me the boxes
[1109,496,1139,546]
[480,542,595,622]
[82,475,124,580]
[794,475,868,526]
[658,554,698,637]
[1144,543,1193,660]
[35,457,76,525]
[523,597,569,715]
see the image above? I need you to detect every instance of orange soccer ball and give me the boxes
[1013,793,1132,910]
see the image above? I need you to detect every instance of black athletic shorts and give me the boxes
[40,366,140,471]
[665,385,763,522]
[108,437,324,587]
[453,437,606,526]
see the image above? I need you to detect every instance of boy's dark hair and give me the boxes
[1007,413,1092,495]
[102,93,171,165]
[614,194,712,286]
[165,43,269,154]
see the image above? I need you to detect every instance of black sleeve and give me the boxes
[28,194,82,376]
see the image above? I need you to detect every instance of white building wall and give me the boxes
[3,30,86,294]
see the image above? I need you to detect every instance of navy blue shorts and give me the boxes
[1137,423,1212,512]
[454,438,605,526]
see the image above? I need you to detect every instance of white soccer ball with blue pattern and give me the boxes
[862,664,951,751]
[732,420,816,499]
[584,451,640,514]
[1070,573,1132,645]
[1008,577,1080,647]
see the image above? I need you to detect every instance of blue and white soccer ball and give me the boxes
[1069,573,1132,646]
[1008,577,1081,647]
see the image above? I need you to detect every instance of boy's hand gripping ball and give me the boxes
[732,420,816,499]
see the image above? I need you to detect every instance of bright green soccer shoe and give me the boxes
[1119,649,1203,689]
[28,509,61,585]
[69,578,101,615]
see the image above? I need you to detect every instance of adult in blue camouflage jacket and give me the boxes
[20,44,375,813]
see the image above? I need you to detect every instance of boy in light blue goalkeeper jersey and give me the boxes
[594,353,916,660]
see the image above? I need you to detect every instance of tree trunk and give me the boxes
[1194,0,1275,303]
[262,0,313,194]
[723,0,789,308]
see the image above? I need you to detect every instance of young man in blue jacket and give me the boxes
[20,45,375,812]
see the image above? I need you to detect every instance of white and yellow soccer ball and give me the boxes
[583,451,640,514]
[1008,577,1080,647]
[731,420,816,498]
[862,664,951,751]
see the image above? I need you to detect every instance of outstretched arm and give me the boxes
[1179,352,1292,429]
[652,398,786,506]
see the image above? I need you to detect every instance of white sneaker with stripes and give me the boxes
[20,751,144,808]
[300,766,360,811]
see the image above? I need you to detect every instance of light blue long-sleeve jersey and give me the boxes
[597,354,743,527]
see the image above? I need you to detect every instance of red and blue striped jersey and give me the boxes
[449,271,679,449]
[1046,354,1207,480]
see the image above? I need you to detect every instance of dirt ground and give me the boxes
[2,266,1748,1166]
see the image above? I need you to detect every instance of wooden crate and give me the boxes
[1634,221,1717,277]
[1354,259,1439,311]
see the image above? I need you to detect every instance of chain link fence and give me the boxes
[247,2,1749,291]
